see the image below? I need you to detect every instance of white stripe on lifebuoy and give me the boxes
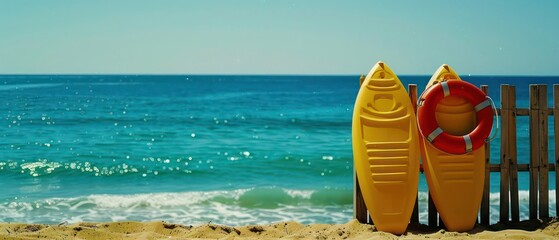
[427,127,443,143]
[463,135,472,153]
[441,82,450,97]
[474,99,491,112]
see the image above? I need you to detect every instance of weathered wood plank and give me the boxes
[529,84,540,220]
[428,192,438,228]
[374,104,555,117]
[480,85,491,226]
[408,84,419,224]
[354,75,369,224]
[354,174,369,224]
[516,108,554,116]
[508,85,520,223]
[538,85,549,219]
[500,85,511,223]
[517,108,529,116]
[494,164,556,172]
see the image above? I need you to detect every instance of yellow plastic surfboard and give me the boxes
[419,64,485,232]
[352,62,420,234]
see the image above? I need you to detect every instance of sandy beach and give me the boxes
[2,219,559,239]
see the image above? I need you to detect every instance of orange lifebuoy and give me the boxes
[417,80,493,154]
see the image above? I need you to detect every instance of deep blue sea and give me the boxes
[0,75,557,225]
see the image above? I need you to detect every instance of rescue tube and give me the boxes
[417,80,493,154]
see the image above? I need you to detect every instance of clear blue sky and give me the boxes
[1,0,558,75]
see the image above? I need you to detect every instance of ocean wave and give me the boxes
[4,188,352,209]
[0,188,352,225]
[0,188,557,226]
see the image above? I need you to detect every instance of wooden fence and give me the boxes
[354,83,559,227]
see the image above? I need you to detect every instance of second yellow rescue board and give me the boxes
[419,64,486,232]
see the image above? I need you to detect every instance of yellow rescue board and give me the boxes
[420,64,485,232]
[352,62,419,234]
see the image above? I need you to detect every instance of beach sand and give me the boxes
[1,219,559,239]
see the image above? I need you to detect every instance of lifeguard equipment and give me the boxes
[417,80,493,155]
[418,64,486,232]
[352,61,419,235]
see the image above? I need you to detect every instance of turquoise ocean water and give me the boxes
[0,75,557,225]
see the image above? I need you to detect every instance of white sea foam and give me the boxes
[84,190,248,208]
[284,189,314,199]
[0,83,63,91]
[87,82,139,86]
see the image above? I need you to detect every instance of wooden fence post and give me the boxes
[508,86,520,223]
[354,175,369,223]
[480,85,491,226]
[538,85,549,219]
[354,75,370,224]
[428,193,438,227]
[409,84,420,224]
[529,84,550,219]
[498,84,520,223]
[499,85,511,223]
[529,85,539,220]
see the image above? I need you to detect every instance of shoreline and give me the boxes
[2,219,558,239]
